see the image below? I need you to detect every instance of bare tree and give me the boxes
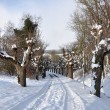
[0,15,45,87]
[69,0,110,97]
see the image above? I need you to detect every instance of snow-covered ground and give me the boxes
[0,71,110,110]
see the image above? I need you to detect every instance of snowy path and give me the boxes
[0,75,50,110]
[58,77,85,110]
[0,73,85,110]
[36,74,67,110]
[8,79,52,110]
[0,71,110,110]
[54,74,84,110]
[35,74,84,110]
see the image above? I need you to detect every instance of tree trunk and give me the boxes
[92,49,104,97]
[19,67,26,87]
[61,68,63,75]
[18,75,20,84]
[58,68,61,74]
[94,67,102,97]
[56,68,58,73]
[42,66,46,78]
[36,66,39,80]
[54,68,56,73]
[66,64,69,77]
[15,65,26,87]
[67,64,73,79]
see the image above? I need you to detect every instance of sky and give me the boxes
[0,0,77,50]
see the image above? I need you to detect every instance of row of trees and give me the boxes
[0,0,110,97]
[44,0,110,97]
[68,0,110,97]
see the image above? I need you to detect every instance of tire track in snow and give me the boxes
[35,74,67,110]
[7,73,85,110]
[8,77,52,110]
[35,73,85,110]
[58,76,85,110]
[65,84,85,110]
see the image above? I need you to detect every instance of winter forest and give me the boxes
[0,0,110,110]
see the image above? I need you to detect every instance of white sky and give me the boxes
[0,0,77,50]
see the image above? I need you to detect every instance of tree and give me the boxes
[69,0,110,97]
[0,15,45,87]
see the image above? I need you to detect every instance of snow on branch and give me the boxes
[99,39,107,46]
[33,47,40,52]
[21,50,27,67]
[90,31,95,36]
[12,44,17,49]
[98,30,103,36]
[32,61,37,67]
[92,24,102,30]
[92,39,107,54]
[26,40,33,44]
[107,44,110,50]
[92,54,95,63]
[91,40,105,69]
[0,51,15,60]
[91,24,103,38]
[26,37,35,45]
[21,37,40,67]
[91,63,100,69]
[21,46,31,67]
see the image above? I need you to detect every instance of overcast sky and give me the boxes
[0,0,77,50]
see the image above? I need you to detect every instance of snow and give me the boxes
[33,47,40,52]
[98,29,103,35]
[69,62,72,65]
[26,40,32,44]
[0,29,5,37]
[107,44,110,50]
[73,70,110,110]
[0,51,15,60]
[21,47,31,66]
[21,50,27,66]
[12,44,17,49]
[92,24,102,30]
[32,61,37,67]
[91,63,100,69]
[90,31,94,36]
[99,39,107,46]
[0,71,110,110]
[101,74,110,97]
[92,55,95,63]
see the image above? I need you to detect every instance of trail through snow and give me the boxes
[0,71,110,110]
